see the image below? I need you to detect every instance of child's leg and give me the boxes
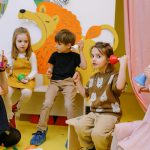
[74,112,95,149]
[3,87,15,120]
[0,96,9,133]
[18,88,32,110]
[62,84,77,119]
[37,83,59,131]
[111,121,142,150]
[91,114,118,150]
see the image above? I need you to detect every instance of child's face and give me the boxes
[16,33,29,53]
[55,42,71,53]
[91,47,108,71]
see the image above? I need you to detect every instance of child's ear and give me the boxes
[67,43,72,48]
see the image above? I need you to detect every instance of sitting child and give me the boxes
[73,42,128,150]
[0,55,21,147]
[111,66,150,150]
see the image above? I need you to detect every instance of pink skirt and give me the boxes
[115,105,150,150]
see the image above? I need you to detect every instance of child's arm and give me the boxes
[73,72,86,97]
[139,66,150,93]
[116,55,128,90]
[144,66,150,84]
[78,40,87,69]
[0,56,8,95]
[46,64,53,79]
[26,52,38,81]
[144,65,150,92]
[6,59,14,76]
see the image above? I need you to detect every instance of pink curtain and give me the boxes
[124,0,150,111]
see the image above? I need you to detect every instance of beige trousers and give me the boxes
[37,78,77,131]
[74,112,119,150]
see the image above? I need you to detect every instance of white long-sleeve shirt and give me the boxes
[9,52,37,80]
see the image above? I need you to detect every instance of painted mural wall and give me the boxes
[0,0,116,85]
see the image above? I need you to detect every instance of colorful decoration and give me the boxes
[34,0,69,7]
[34,0,44,6]
[85,25,118,51]
[17,1,118,85]
[18,2,82,73]
[0,0,8,18]
[0,145,18,150]
[51,0,70,7]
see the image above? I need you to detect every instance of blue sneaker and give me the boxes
[30,128,48,146]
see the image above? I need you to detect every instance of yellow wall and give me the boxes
[115,0,144,122]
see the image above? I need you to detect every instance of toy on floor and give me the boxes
[0,145,18,150]
[25,145,43,150]
[0,144,7,150]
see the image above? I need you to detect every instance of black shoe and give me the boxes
[0,127,21,147]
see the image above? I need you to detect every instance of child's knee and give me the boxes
[91,130,112,145]
[21,89,32,98]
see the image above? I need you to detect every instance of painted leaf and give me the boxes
[85,26,101,39]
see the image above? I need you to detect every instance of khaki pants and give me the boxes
[37,78,77,131]
[74,112,119,150]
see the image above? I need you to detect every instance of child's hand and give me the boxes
[6,65,13,76]
[77,40,84,51]
[119,55,128,66]
[73,71,81,84]
[144,66,150,79]
[0,55,8,71]
[0,86,5,95]
[138,86,149,93]
[3,55,8,69]
[46,68,52,79]
[20,78,28,84]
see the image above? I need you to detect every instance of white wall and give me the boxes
[66,0,116,41]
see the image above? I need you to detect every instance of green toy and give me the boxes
[17,74,25,81]
[13,146,18,150]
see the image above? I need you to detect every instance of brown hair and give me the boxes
[55,29,76,46]
[91,42,115,73]
[11,27,32,60]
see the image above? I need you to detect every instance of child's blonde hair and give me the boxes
[90,42,115,73]
[11,27,32,60]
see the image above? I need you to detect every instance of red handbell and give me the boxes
[109,55,119,64]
